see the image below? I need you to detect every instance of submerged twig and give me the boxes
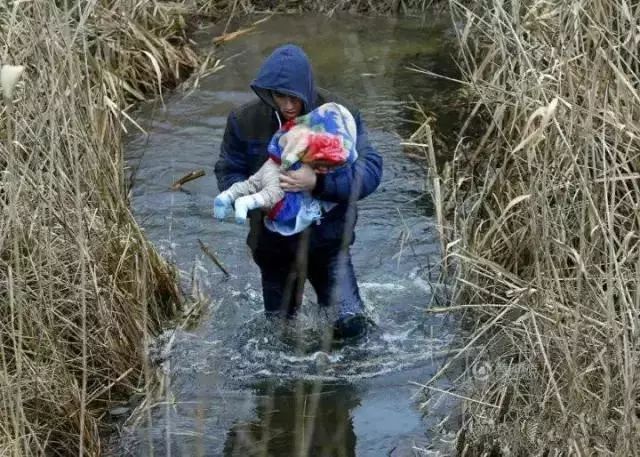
[197,239,230,278]
[170,169,205,190]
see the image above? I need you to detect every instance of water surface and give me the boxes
[119,12,461,456]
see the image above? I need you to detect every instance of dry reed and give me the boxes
[417,0,640,455]
[0,0,221,454]
[201,0,438,16]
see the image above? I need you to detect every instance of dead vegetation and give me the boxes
[0,0,223,454]
[417,0,640,455]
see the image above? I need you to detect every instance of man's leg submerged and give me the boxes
[252,247,303,318]
[308,246,367,339]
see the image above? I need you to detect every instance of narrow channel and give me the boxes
[119,12,461,456]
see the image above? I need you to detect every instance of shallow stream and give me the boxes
[118,12,461,456]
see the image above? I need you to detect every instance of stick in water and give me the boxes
[197,238,230,277]
[171,169,206,190]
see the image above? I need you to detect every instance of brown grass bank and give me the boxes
[216,0,436,15]
[0,0,223,454]
[419,0,640,455]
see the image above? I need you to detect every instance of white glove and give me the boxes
[213,192,233,219]
[234,194,266,224]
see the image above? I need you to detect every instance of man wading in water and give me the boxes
[214,44,382,340]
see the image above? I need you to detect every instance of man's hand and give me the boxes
[280,163,317,192]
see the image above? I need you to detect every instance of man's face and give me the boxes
[272,91,303,120]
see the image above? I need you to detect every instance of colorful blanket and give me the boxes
[265,102,358,235]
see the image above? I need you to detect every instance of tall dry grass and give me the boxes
[204,0,437,15]
[417,0,640,455]
[0,0,222,454]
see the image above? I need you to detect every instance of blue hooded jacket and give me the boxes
[214,44,383,249]
[250,44,317,115]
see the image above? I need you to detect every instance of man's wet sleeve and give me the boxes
[214,112,250,191]
[312,113,383,203]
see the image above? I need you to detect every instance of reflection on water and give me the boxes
[224,381,358,457]
[116,11,462,457]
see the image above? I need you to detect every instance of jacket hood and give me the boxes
[250,44,317,115]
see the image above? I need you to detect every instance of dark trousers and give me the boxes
[251,234,364,319]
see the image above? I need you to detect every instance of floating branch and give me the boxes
[197,238,230,277]
[212,26,255,45]
[170,169,205,190]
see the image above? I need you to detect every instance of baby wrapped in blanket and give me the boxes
[213,102,358,236]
